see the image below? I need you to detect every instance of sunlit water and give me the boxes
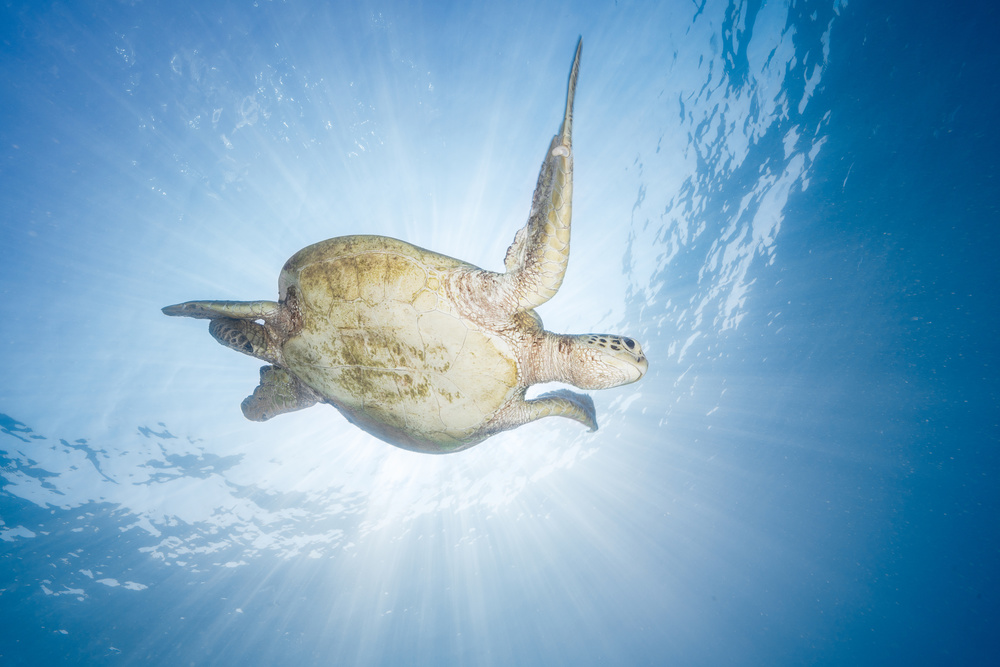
[2,1,997,665]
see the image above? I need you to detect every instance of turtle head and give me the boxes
[558,333,648,389]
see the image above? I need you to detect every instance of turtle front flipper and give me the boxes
[490,387,598,436]
[499,38,581,313]
[528,388,597,431]
[241,365,320,422]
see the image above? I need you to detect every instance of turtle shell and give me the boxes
[277,235,520,453]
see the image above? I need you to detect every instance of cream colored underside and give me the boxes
[280,236,520,447]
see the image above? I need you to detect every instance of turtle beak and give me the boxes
[628,350,649,383]
[618,338,648,385]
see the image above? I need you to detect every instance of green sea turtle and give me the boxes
[163,39,647,453]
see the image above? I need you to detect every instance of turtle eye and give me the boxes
[623,338,635,350]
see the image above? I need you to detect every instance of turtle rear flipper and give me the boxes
[208,318,280,363]
[241,366,320,422]
[162,300,280,320]
[164,300,293,364]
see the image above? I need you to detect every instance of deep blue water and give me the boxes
[2,0,998,665]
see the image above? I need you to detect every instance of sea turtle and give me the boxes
[163,39,647,453]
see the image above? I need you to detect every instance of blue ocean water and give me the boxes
[2,0,997,664]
